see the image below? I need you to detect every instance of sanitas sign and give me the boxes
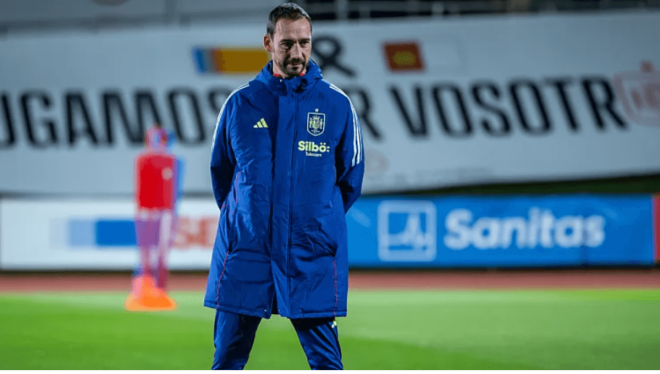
[443,208,605,250]
[349,195,656,267]
[1,195,655,270]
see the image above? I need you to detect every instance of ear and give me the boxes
[263,33,273,53]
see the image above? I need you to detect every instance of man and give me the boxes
[204,2,364,371]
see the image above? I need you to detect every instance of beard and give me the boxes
[276,57,307,77]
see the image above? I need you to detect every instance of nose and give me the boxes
[290,43,302,60]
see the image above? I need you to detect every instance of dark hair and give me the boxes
[267,2,312,36]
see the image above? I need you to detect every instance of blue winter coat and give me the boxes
[204,60,364,319]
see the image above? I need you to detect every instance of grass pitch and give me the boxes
[1,289,659,369]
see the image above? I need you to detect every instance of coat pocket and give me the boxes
[214,207,236,255]
[302,211,338,257]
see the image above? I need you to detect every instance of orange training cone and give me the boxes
[125,274,177,311]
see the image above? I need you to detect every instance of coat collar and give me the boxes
[256,59,323,94]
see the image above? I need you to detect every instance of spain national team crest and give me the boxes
[307,112,326,136]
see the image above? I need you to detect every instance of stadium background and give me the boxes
[1,0,660,369]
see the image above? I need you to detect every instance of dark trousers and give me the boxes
[212,309,343,370]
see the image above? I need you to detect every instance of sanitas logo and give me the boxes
[443,208,605,250]
[298,141,331,157]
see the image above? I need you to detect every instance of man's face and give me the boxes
[264,18,312,78]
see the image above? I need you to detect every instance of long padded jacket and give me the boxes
[204,60,364,319]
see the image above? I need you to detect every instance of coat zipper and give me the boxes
[266,114,275,317]
[287,93,297,300]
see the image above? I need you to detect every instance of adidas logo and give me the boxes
[254,118,268,128]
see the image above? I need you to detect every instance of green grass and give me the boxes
[1,289,660,369]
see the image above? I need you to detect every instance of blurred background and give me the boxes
[1,0,660,370]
